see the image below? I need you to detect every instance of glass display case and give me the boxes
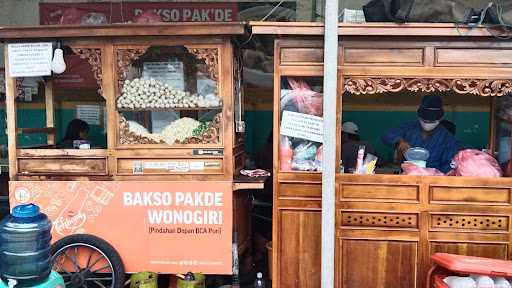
[2,23,246,180]
[278,76,323,172]
[115,46,223,147]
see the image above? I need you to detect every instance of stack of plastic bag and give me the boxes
[287,78,323,116]
[451,149,502,178]
[401,162,444,176]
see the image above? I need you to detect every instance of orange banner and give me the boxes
[9,181,233,274]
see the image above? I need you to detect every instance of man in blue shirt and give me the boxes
[382,95,459,173]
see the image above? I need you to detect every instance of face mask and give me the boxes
[419,119,440,132]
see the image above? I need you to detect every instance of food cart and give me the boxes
[252,22,512,288]
[0,23,262,288]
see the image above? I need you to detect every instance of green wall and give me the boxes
[0,109,488,165]
[0,109,107,148]
[343,111,489,162]
[243,110,489,164]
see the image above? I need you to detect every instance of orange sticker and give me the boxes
[9,181,233,274]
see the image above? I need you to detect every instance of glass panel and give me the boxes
[497,95,512,175]
[15,47,107,149]
[279,76,323,172]
[341,90,491,175]
[15,77,49,148]
[117,46,222,146]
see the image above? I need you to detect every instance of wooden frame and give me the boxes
[0,23,246,182]
[252,22,512,288]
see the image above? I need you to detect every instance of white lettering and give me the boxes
[183,9,192,21]
[215,9,224,21]
[161,9,171,21]
[225,10,233,21]
[123,192,132,206]
[170,9,180,21]
[192,9,201,21]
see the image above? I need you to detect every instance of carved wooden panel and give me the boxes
[341,212,418,229]
[340,239,417,288]
[185,47,218,81]
[431,214,508,231]
[279,210,321,288]
[116,47,149,93]
[15,78,23,99]
[344,77,512,97]
[72,47,102,95]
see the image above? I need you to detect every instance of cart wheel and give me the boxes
[51,234,125,288]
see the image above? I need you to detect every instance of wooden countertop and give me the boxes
[250,21,506,37]
[0,22,246,40]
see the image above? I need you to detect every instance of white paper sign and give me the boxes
[76,105,101,125]
[280,110,323,143]
[8,43,53,77]
[143,61,184,91]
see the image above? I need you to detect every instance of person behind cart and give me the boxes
[57,118,90,149]
[342,121,378,172]
[381,95,460,173]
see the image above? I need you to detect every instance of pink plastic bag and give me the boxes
[452,149,502,177]
[401,162,444,176]
[287,78,323,116]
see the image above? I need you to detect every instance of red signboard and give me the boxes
[53,55,99,90]
[40,2,238,90]
[40,2,238,25]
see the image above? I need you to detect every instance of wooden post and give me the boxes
[489,96,497,152]
[4,47,17,179]
[45,80,55,145]
[103,43,115,177]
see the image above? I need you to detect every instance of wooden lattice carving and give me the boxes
[342,212,418,229]
[431,214,508,231]
[119,116,163,145]
[185,47,219,81]
[116,47,149,93]
[15,78,24,99]
[72,48,103,96]
[119,113,222,145]
[345,77,512,96]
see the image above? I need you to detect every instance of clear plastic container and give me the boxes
[405,147,430,161]
[0,204,52,285]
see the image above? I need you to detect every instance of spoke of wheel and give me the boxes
[53,260,73,277]
[91,264,112,273]
[85,277,113,281]
[64,281,72,286]
[92,280,107,288]
[74,246,80,268]
[85,254,104,272]
[63,250,82,272]
[86,247,94,269]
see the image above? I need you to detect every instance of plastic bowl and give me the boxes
[405,147,430,161]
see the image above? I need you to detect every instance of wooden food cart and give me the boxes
[0,23,261,288]
[252,22,512,288]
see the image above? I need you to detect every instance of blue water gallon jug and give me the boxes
[0,204,52,285]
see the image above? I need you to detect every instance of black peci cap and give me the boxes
[417,95,444,121]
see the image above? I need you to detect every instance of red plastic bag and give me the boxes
[452,149,502,177]
[287,78,323,116]
[401,162,444,176]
